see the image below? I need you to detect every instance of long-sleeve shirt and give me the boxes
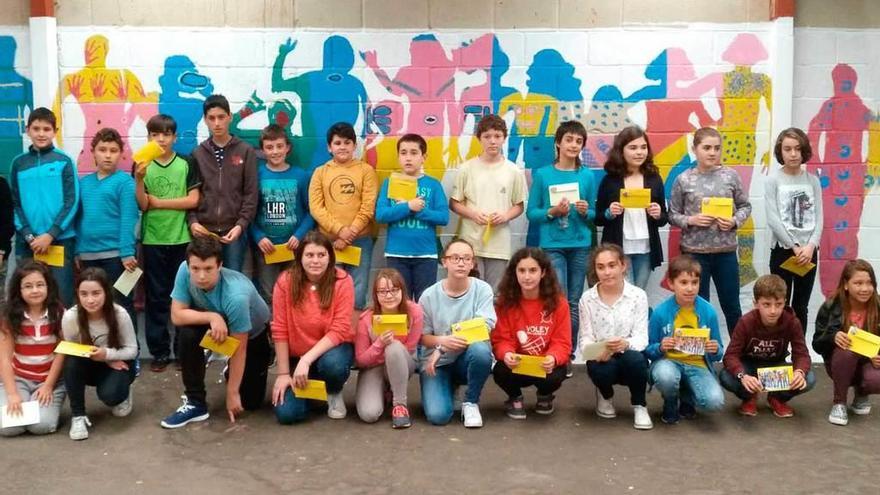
[668,165,751,253]
[491,296,571,367]
[577,281,649,354]
[11,309,60,382]
[723,308,810,376]
[355,301,423,368]
[77,170,139,259]
[418,277,496,367]
[11,145,80,241]
[764,168,823,249]
[376,174,448,257]
[526,164,597,250]
[309,158,378,239]
[271,268,355,357]
[249,161,314,245]
[188,136,258,233]
[645,295,724,367]
[61,304,138,361]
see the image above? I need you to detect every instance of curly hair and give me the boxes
[2,261,64,339]
[496,247,561,314]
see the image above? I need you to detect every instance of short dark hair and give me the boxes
[667,254,702,281]
[90,127,125,151]
[475,114,507,138]
[27,107,57,129]
[260,124,290,148]
[186,236,223,265]
[774,127,813,165]
[326,122,357,145]
[146,114,177,135]
[397,133,427,154]
[203,94,231,117]
[753,274,787,300]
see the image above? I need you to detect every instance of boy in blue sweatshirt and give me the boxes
[375,133,448,300]
[645,255,725,424]
[77,127,139,323]
[10,107,80,305]
[250,124,314,304]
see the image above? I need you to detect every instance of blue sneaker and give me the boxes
[661,400,680,425]
[160,396,209,429]
[679,401,697,420]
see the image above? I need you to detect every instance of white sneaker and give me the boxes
[461,402,483,428]
[327,392,347,419]
[851,395,871,415]
[828,403,849,426]
[452,386,463,412]
[595,389,616,419]
[112,390,133,417]
[69,416,92,441]
[633,405,653,430]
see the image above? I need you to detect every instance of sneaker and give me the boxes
[535,394,555,416]
[327,392,347,419]
[160,397,209,429]
[505,397,527,420]
[452,386,463,412]
[69,416,91,441]
[738,396,758,416]
[633,405,653,430]
[768,396,794,418]
[461,402,483,428]
[828,403,849,426]
[112,390,133,417]
[150,356,170,373]
[851,395,872,415]
[565,362,574,378]
[595,389,616,419]
[391,404,412,429]
[679,401,697,420]
[661,400,680,425]
[134,359,141,378]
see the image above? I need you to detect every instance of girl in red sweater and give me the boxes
[271,231,355,424]
[491,247,571,419]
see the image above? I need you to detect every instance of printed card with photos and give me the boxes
[672,327,710,356]
[757,365,794,392]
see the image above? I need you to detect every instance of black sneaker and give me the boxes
[505,397,527,420]
[565,363,574,378]
[150,356,171,372]
[535,395,555,415]
[679,401,697,420]
[661,400,680,425]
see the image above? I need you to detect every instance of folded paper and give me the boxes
[548,182,580,206]
[294,380,328,401]
[1,401,40,429]
[34,245,64,267]
[335,245,362,266]
[199,333,241,357]
[512,354,547,378]
[701,197,734,218]
[387,173,418,201]
[372,314,408,336]
[113,267,143,297]
[54,340,97,358]
[264,244,295,265]
[848,326,880,358]
[619,188,651,209]
[779,256,816,277]
[451,317,490,343]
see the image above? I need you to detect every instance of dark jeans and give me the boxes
[273,343,354,424]
[492,361,567,399]
[63,356,136,416]
[769,245,817,333]
[586,350,649,406]
[385,256,438,302]
[142,243,188,360]
[80,257,137,330]
[16,236,76,306]
[688,251,742,335]
[178,325,271,409]
[719,360,816,402]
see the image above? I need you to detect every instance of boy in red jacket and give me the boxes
[721,274,816,417]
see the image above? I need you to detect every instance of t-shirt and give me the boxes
[170,261,270,336]
[451,157,527,260]
[765,169,823,249]
[142,154,201,245]
[418,277,497,367]
[250,161,314,244]
[666,306,706,368]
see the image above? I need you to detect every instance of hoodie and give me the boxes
[723,307,811,376]
[188,136,258,233]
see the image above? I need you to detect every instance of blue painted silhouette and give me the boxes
[158,55,214,155]
[0,36,33,177]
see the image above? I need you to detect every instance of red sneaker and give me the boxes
[768,396,794,418]
[738,396,758,416]
[391,404,412,429]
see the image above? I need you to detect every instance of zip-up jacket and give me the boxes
[10,145,80,240]
[187,136,258,233]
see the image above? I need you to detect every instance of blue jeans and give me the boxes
[274,343,354,424]
[719,360,816,402]
[220,231,248,273]
[341,236,374,310]
[545,247,589,355]
[650,359,725,412]
[419,341,493,425]
[16,236,76,306]
[80,257,137,330]
[626,253,652,291]
[386,256,438,302]
[688,251,742,335]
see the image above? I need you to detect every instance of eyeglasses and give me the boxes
[444,255,474,264]
[377,288,402,297]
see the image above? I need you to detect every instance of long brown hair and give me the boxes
[75,268,121,349]
[289,231,341,311]
[603,126,659,178]
[831,259,880,334]
[2,261,64,339]
[370,268,410,314]
[496,247,561,314]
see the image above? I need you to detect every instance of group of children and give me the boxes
[0,97,878,440]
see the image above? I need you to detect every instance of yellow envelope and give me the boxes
[848,326,880,358]
[512,354,547,378]
[294,380,328,401]
[482,223,492,245]
[372,314,408,337]
[54,341,97,358]
[34,245,64,267]
[132,140,164,165]
[451,317,490,343]
[757,365,794,392]
[620,188,651,209]
[264,244,295,265]
[387,173,418,201]
[548,182,579,206]
[779,256,816,277]
[199,333,241,357]
[335,245,362,266]
[673,327,710,355]
[701,197,734,218]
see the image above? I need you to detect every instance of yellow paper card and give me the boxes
[757,365,794,392]
[132,140,164,165]
[482,223,492,245]
[451,317,490,343]
[701,197,734,218]
[294,380,328,401]
[34,245,64,267]
[779,256,816,277]
[548,182,579,206]
[848,326,880,358]
[199,333,241,357]
[387,173,418,201]
[264,244,295,265]
[673,327,710,355]
[512,354,547,378]
[335,245,362,266]
[619,188,651,209]
[54,341,97,358]
[372,314,408,336]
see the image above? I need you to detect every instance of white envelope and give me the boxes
[581,342,607,361]
[113,267,144,297]
[1,400,39,428]
[548,182,580,206]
